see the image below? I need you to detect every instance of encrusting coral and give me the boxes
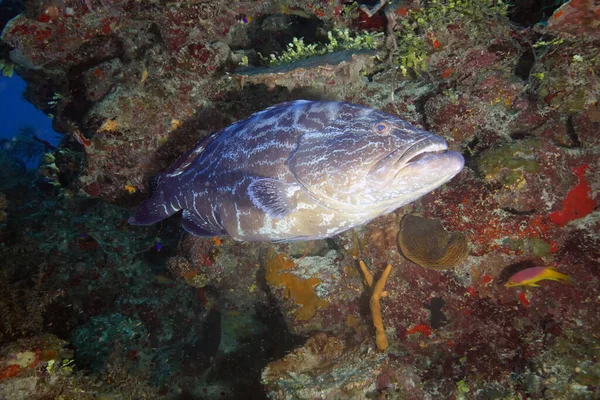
[266,248,329,321]
[398,214,469,270]
[359,260,392,351]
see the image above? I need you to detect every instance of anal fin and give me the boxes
[181,210,224,237]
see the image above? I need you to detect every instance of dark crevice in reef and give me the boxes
[514,46,536,81]
[565,115,582,148]
[497,260,538,285]
[501,207,537,216]
[194,248,306,399]
[510,130,535,140]
[176,271,306,399]
[415,90,439,132]
[425,297,448,329]
[255,257,306,357]
[508,0,567,27]
[462,136,480,172]
[233,12,325,61]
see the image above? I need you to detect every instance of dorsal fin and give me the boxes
[165,132,219,176]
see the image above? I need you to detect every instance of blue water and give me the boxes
[0,75,61,167]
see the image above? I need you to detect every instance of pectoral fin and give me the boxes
[181,210,224,237]
[248,178,300,218]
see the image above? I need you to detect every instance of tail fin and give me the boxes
[129,173,179,225]
[547,268,573,284]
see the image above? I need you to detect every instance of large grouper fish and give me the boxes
[129,100,464,242]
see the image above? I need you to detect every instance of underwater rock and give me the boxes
[70,313,148,372]
[547,0,600,38]
[0,334,73,399]
[398,214,469,270]
[477,139,541,185]
[262,332,387,399]
[0,332,160,399]
[235,50,377,93]
[287,239,331,258]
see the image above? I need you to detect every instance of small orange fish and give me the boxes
[505,267,572,288]
[124,185,137,194]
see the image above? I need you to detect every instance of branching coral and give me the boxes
[359,261,392,351]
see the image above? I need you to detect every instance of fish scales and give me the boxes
[129,100,465,242]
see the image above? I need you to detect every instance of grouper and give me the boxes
[129,100,464,242]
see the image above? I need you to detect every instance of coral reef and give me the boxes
[0,334,159,399]
[235,49,378,95]
[547,0,600,38]
[0,0,599,398]
[262,333,387,399]
[266,248,330,322]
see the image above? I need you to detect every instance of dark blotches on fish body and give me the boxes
[130,100,464,242]
[497,260,538,286]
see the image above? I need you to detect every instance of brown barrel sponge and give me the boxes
[398,214,469,270]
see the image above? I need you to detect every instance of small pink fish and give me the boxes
[505,267,572,288]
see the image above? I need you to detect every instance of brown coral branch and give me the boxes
[358,260,373,287]
[359,261,392,351]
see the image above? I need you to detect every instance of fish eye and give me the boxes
[373,122,391,135]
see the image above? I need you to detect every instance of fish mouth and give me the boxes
[396,137,449,167]
[367,136,449,186]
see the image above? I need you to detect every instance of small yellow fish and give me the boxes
[98,119,119,133]
[279,4,312,19]
[505,267,572,288]
[140,67,149,84]
[124,185,137,194]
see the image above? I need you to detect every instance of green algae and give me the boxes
[503,237,552,256]
[477,139,541,185]
[528,238,552,257]
[392,0,509,76]
[261,28,383,66]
